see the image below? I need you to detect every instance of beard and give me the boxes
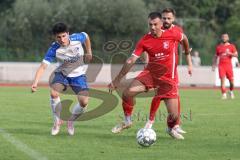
[150,30,157,36]
[163,23,171,29]
[222,40,229,43]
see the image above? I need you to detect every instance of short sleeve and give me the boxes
[43,42,60,64]
[70,32,88,43]
[132,38,145,57]
[174,25,184,33]
[231,44,237,53]
[175,31,183,42]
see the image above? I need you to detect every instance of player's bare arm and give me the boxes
[108,55,138,92]
[226,51,238,57]
[139,52,149,64]
[139,52,149,69]
[182,34,192,75]
[31,62,48,92]
[84,35,93,63]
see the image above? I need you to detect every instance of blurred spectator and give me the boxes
[191,51,201,67]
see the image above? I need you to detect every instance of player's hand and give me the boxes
[183,48,192,54]
[84,54,92,63]
[212,65,216,71]
[221,52,228,57]
[31,84,37,93]
[108,79,120,94]
[189,48,192,53]
[225,50,232,56]
[188,65,192,76]
[237,63,240,68]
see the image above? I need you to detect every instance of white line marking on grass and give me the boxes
[0,128,48,160]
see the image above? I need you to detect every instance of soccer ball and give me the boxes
[136,128,156,147]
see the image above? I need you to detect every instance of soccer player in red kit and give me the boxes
[212,33,238,99]
[108,12,192,139]
[146,8,189,135]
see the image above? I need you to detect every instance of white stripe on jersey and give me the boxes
[82,32,88,39]
[172,42,176,79]
[131,53,140,58]
[42,59,51,65]
[180,33,184,41]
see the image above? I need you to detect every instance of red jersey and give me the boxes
[216,43,237,66]
[170,25,183,65]
[163,25,183,34]
[133,30,183,80]
[159,25,184,85]
[173,25,183,32]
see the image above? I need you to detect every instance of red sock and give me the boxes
[230,79,234,91]
[221,86,226,94]
[149,96,161,121]
[122,95,134,116]
[176,96,181,125]
[167,114,177,129]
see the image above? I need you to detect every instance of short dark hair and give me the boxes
[161,8,176,16]
[52,22,69,35]
[148,12,161,20]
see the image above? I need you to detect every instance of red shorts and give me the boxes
[135,69,178,99]
[218,64,233,80]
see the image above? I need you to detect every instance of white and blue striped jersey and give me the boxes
[43,32,88,77]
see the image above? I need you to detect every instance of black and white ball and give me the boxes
[136,128,156,147]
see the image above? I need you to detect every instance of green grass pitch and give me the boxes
[0,87,239,160]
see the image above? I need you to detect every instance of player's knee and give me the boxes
[79,99,88,107]
[123,89,132,98]
[51,83,65,93]
[123,87,136,97]
[122,93,128,102]
[50,90,59,99]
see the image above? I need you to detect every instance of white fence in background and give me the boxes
[0,62,240,87]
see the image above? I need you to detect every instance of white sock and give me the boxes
[144,120,154,129]
[124,116,132,124]
[70,103,87,121]
[71,103,86,115]
[50,97,62,122]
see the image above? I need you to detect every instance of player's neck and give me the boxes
[61,40,70,47]
[222,42,230,45]
[153,31,162,38]
[162,24,173,30]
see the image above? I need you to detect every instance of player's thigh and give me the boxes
[226,68,234,82]
[76,90,89,107]
[164,98,178,115]
[51,83,66,93]
[69,75,89,94]
[70,75,89,107]
[218,66,226,79]
[50,72,68,93]
[123,79,147,97]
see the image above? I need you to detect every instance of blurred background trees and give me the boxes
[0,0,239,64]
